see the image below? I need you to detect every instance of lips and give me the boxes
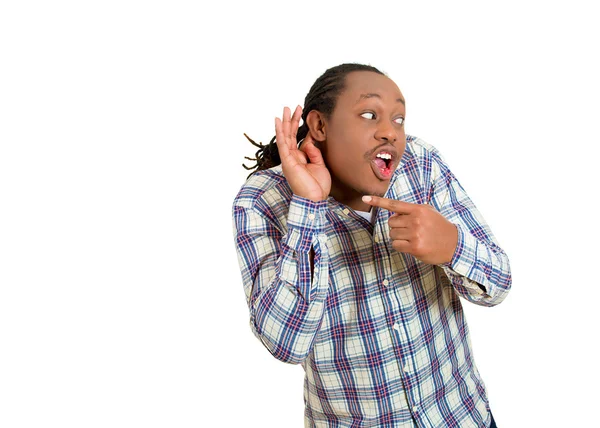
[370,159,394,180]
[370,146,399,180]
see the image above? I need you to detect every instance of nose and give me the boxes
[374,119,397,143]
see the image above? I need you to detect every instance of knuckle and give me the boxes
[412,240,424,256]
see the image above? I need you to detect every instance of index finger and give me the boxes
[361,195,415,214]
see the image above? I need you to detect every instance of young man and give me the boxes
[232,63,510,427]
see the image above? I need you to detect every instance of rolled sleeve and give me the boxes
[430,149,512,307]
[278,194,329,302]
[232,191,330,364]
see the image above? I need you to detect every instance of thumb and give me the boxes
[300,135,325,165]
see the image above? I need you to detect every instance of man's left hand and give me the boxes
[362,195,458,265]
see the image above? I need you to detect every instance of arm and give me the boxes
[232,194,330,364]
[429,149,512,307]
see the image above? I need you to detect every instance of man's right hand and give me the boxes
[274,106,332,202]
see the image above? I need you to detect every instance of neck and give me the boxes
[329,179,372,212]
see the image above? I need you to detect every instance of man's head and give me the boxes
[301,64,407,210]
[243,63,407,211]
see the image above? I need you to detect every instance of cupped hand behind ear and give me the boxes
[275,105,331,202]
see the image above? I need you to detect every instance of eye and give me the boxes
[394,116,405,125]
[360,112,376,120]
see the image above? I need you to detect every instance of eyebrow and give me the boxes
[356,93,405,106]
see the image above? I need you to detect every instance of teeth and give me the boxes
[376,153,392,160]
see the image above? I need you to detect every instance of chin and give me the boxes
[360,185,386,198]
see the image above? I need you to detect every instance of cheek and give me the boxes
[327,147,366,176]
[323,127,371,176]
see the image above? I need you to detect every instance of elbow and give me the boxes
[488,262,513,307]
[259,335,310,365]
[455,275,512,307]
[492,276,512,307]
[250,318,310,365]
[267,344,309,365]
[478,277,513,308]
[476,255,513,307]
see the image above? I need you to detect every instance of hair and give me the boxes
[242,63,385,179]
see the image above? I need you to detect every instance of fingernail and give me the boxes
[362,196,372,202]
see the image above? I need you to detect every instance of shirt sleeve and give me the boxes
[232,194,330,364]
[428,149,512,307]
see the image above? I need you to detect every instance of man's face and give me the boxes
[320,71,407,209]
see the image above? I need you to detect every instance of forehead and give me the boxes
[338,71,404,104]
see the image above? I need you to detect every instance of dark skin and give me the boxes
[274,71,458,274]
[308,71,408,211]
[362,195,458,265]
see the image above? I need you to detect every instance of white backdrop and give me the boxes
[1,1,598,427]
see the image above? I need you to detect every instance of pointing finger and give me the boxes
[361,195,415,214]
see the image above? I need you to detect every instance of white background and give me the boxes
[1,1,598,427]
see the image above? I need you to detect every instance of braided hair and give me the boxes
[242,63,384,179]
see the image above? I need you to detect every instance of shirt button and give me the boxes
[308,213,315,220]
[342,208,350,215]
[374,235,380,243]
[412,406,418,412]
[393,323,400,331]
[382,279,389,286]
[403,364,410,373]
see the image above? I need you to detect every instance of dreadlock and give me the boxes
[242,63,385,179]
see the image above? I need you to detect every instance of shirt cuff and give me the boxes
[284,194,328,252]
[277,195,329,302]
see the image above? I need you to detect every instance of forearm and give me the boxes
[429,148,512,307]
[250,233,329,364]
[235,195,330,364]
[438,223,512,307]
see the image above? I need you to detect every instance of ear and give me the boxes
[306,110,327,144]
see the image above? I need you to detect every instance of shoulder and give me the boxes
[402,134,452,174]
[232,165,293,216]
[404,134,445,162]
[389,135,451,202]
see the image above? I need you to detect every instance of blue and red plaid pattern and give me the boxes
[232,135,512,427]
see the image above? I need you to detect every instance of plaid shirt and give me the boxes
[232,135,512,427]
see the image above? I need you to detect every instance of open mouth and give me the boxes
[371,152,394,179]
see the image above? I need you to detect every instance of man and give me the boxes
[232,63,510,427]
